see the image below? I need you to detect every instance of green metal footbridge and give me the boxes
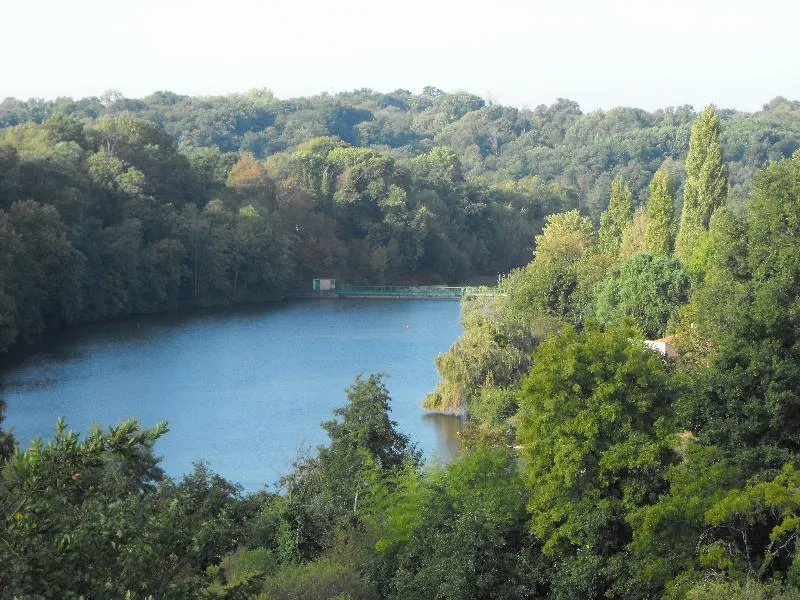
[335,285,498,299]
[288,283,500,300]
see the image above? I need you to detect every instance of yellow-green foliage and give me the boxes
[598,177,633,256]
[262,556,376,600]
[426,292,538,415]
[683,580,800,600]
[676,106,728,263]
[206,548,277,596]
[645,163,676,255]
[702,465,800,576]
[518,325,672,554]
[619,208,648,259]
[422,380,465,413]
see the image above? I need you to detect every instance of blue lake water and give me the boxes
[1,300,463,491]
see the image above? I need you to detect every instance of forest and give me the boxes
[2,90,800,598]
[1,89,799,352]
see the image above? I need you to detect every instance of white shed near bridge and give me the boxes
[312,278,336,292]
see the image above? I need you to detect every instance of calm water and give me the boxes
[1,300,464,491]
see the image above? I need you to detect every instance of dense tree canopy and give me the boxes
[0,111,551,353]
[518,325,675,599]
[1,89,799,354]
[423,117,800,598]
[594,252,691,338]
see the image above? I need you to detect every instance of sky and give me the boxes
[2,0,799,112]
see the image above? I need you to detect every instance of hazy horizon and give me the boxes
[1,84,797,115]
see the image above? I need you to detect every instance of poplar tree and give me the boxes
[620,208,648,258]
[675,106,728,262]
[644,164,675,255]
[598,177,633,256]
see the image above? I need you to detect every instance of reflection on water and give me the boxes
[2,300,464,491]
[2,377,62,393]
[421,413,465,463]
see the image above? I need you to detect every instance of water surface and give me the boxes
[2,300,463,490]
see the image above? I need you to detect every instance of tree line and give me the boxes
[0,112,555,353]
[2,88,799,354]
[3,88,799,215]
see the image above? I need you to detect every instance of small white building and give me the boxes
[644,337,679,360]
[312,278,336,292]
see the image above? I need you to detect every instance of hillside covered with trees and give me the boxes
[2,92,800,598]
[1,89,799,353]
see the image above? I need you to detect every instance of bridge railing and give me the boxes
[463,286,500,298]
[337,285,466,298]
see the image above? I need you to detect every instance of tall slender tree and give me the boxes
[620,208,648,258]
[598,177,633,256]
[675,106,728,262]
[644,164,675,255]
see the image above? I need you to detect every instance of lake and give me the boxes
[1,299,464,491]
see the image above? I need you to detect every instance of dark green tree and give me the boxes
[676,152,800,464]
[4,200,84,344]
[278,375,419,561]
[0,419,168,598]
[594,252,691,338]
[0,419,255,599]
[379,448,546,600]
[518,325,675,599]
[321,374,419,472]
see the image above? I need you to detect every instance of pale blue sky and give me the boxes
[2,0,798,111]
